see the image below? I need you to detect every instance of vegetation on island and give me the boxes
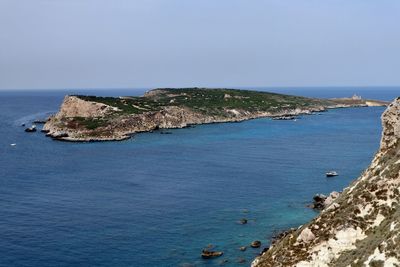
[77,88,331,116]
[45,88,387,136]
[69,88,337,130]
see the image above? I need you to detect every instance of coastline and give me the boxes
[2,89,395,266]
[41,88,389,142]
[252,97,400,266]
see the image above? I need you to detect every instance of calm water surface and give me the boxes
[0,88,398,266]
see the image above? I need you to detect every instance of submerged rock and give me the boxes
[239,218,248,225]
[218,259,229,265]
[236,258,246,264]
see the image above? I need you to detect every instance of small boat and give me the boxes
[326,171,338,177]
[10,143,16,146]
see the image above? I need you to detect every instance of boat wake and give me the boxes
[14,110,54,126]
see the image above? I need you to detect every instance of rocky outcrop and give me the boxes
[56,95,118,118]
[309,192,340,210]
[252,97,400,267]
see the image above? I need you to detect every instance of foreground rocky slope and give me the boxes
[253,97,400,267]
[43,88,387,141]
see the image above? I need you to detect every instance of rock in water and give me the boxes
[25,125,37,132]
[201,249,223,259]
[309,191,340,210]
[251,240,261,248]
[310,193,327,210]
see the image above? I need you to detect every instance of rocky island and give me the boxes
[43,88,388,142]
[252,97,400,267]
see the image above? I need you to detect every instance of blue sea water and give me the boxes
[0,87,398,267]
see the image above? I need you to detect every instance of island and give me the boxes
[42,88,388,142]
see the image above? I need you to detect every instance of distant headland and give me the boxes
[41,88,388,142]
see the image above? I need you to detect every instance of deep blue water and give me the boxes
[0,87,398,267]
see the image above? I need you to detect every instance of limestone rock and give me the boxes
[296,227,315,243]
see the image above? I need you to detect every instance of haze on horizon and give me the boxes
[1,0,399,90]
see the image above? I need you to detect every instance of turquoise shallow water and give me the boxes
[0,88,398,266]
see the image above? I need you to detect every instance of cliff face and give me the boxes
[253,98,400,267]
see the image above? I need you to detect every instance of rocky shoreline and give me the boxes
[41,88,388,142]
[198,190,341,265]
[252,97,400,266]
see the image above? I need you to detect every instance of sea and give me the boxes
[0,87,398,267]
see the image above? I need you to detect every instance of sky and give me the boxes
[0,0,400,90]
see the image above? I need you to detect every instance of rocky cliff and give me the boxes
[252,97,400,267]
[42,88,388,142]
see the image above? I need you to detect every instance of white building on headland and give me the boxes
[352,94,362,100]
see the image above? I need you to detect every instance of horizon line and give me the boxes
[1,85,400,91]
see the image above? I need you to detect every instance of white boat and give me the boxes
[10,143,16,146]
[326,171,338,177]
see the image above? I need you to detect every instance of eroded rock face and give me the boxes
[252,97,400,267]
[55,96,116,118]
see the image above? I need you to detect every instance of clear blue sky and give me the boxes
[1,0,399,89]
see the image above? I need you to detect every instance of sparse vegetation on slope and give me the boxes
[78,88,332,116]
